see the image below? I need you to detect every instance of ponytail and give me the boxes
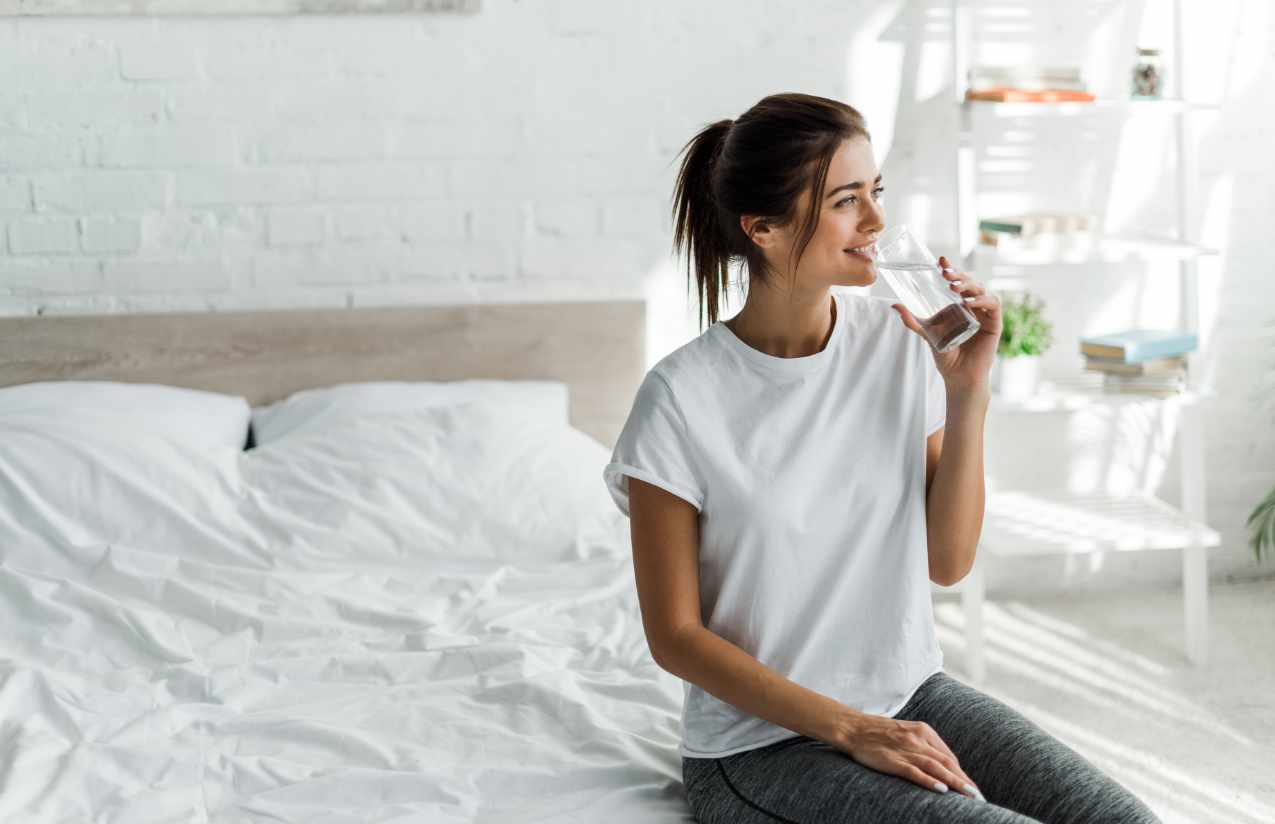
[672,118,735,332]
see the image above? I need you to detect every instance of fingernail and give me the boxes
[933,781,948,793]
[964,783,985,802]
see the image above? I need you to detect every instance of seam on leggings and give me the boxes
[715,760,802,824]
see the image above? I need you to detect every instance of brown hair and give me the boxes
[671,93,872,331]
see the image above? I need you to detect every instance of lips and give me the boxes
[845,241,877,261]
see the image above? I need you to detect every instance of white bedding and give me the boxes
[0,405,693,822]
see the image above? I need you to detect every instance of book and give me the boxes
[1103,374,1187,387]
[968,65,1087,92]
[1101,372,1188,390]
[1101,371,1187,396]
[1100,384,1186,397]
[966,88,1097,103]
[1083,354,1188,376]
[979,213,1096,238]
[1079,329,1198,363]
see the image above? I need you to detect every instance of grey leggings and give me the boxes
[682,670,1161,823]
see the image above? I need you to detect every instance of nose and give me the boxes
[860,196,885,236]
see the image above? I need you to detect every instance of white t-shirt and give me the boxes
[602,291,948,759]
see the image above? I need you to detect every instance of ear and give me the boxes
[740,215,778,249]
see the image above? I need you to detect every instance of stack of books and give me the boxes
[979,212,1096,242]
[965,65,1096,103]
[977,213,1097,261]
[1079,329,1197,396]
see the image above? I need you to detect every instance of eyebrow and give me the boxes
[825,174,883,199]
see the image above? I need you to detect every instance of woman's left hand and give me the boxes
[890,255,1001,392]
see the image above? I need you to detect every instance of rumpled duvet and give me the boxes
[0,406,693,823]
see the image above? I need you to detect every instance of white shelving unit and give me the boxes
[939,0,1221,684]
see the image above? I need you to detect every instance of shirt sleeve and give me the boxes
[602,370,705,517]
[924,351,946,437]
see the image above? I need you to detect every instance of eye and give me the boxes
[835,186,886,209]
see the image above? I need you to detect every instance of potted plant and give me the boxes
[1248,488,1273,564]
[993,291,1054,400]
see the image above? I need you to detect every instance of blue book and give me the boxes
[1079,329,1198,363]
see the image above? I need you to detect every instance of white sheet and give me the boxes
[0,412,694,822]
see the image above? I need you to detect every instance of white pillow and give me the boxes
[0,380,251,451]
[0,415,249,553]
[249,380,569,445]
[241,400,617,563]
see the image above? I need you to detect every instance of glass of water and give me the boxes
[873,225,981,354]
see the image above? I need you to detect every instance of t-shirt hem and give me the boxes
[604,461,704,515]
[678,656,946,760]
[888,658,947,717]
[679,729,803,760]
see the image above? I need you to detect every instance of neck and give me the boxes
[724,287,836,358]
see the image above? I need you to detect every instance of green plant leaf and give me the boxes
[1246,485,1275,564]
[997,291,1054,358]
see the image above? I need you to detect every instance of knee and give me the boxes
[1049,785,1163,824]
[1103,796,1163,824]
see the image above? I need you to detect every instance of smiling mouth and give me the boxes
[845,242,877,261]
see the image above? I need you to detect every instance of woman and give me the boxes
[601,93,1161,823]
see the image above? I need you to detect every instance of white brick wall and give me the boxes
[8,216,78,254]
[35,171,168,212]
[267,207,325,247]
[0,0,1272,592]
[81,216,141,253]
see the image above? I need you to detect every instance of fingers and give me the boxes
[947,277,985,297]
[915,754,986,802]
[898,756,971,799]
[917,725,984,801]
[942,271,999,314]
[869,718,987,802]
[962,293,1001,312]
[899,761,953,795]
[940,263,989,304]
[927,748,984,800]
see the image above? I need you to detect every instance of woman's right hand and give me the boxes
[831,712,986,802]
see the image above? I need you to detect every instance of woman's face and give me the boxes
[755,137,886,291]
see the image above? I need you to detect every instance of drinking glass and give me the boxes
[873,225,981,353]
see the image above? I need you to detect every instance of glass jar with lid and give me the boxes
[1132,47,1164,99]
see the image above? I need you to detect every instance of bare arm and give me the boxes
[924,385,991,586]
[657,624,870,745]
[627,476,869,746]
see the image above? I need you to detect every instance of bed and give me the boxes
[0,300,698,823]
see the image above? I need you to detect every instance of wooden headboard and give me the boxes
[0,300,646,449]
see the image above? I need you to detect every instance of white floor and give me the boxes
[932,576,1275,824]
